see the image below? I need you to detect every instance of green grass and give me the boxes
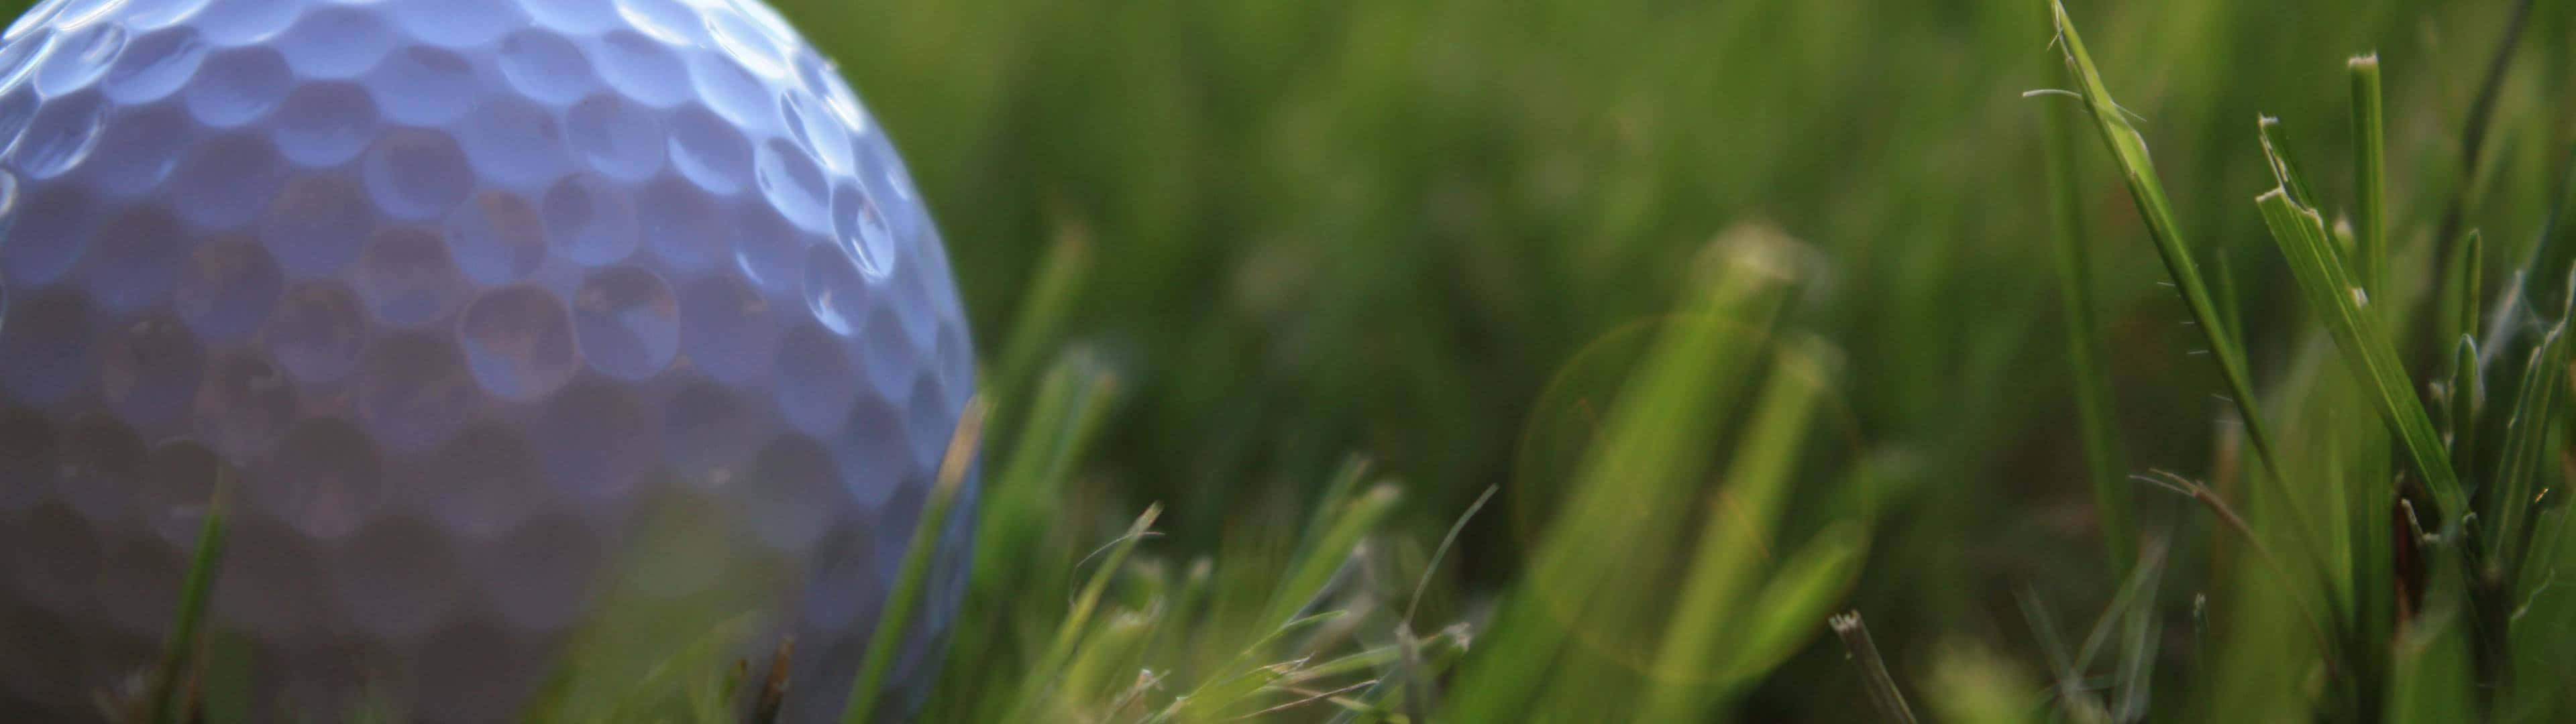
[26,0,2576,721]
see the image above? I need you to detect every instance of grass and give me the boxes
[16,0,2576,721]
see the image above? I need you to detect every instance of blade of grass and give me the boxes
[2487,324,2567,572]
[1445,227,1794,721]
[846,397,990,723]
[2141,471,2343,676]
[2014,589,2100,721]
[1258,483,1401,634]
[2454,230,2485,348]
[1721,520,1870,682]
[151,486,227,724]
[1830,611,1919,724]
[2075,538,2172,675]
[751,638,794,724]
[1393,482,1497,723]
[2531,147,2576,312]
[2252,187,2468,522]
[2349,53,2387,295]
[1160,611,1352,721]
[2043,79,2135,571]
[2429,0,2536,262]
[2392,548,2479,723]
[1639,335,1839,721]
[1294,457,1374,584]
[979,352,1120,591]
[2257,116,2326,213]
[1404,483,1497,627]
[993,225,1093,393]
[1004,502,1160,721]
[2257,108,2404,717]
[2048,0,2286,482]
[2108,548,2164,721]
[2447,335,2482,467]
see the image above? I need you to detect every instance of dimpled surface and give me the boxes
[0,0,979,719]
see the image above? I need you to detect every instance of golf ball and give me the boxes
[0,0,979,719]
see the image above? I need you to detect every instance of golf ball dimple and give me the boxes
[0,0,981,720]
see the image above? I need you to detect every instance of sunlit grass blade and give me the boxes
[1723,521,1869,681]
[2349,53,2387,294]
[846,397,989,723]
[1048,606,1153,717]
[1293,457,1373,586]
[1640,334,1838,721]
[2041,81,2134,570]
[2047,0,2284,479]
[941,351,1120,721]
[973,351,1119,603]
[1446,227,1796,721]
[1258,483,1399,633]
[1136,476,1397,717]
[1158,611,1350,721]
[2252,187,2467,522]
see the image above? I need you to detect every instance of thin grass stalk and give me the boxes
[2047,0,2288,485]
[847,398,989,723]
[151,490,228,724]
[2349,54,2387,295]
[2042,62,2135,571]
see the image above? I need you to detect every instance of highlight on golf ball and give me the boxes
[0,0,980,719]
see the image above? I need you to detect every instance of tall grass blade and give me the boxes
[2257,116,2326,213]
[1725,521,1870,682]
[2454,230,2485,347]
[2252,188,2467,522]
[1256,483,1401,633]
[2349,54,2387,294]
[2047,0,2285,479]
[1006,503,1160,721]
[1446,226,1796,721]
[993,228,1094,393]
[2486,324,2566,572]
[150,487,227,724]
[2430,0,2536,257]
[2042,69,2134,570]
[847,398,990,723]
[975,353,1119,601]
[2446,335,2481,465]
[1639,335,1839,721]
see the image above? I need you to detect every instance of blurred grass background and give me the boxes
[747,0,2576,719]
[780,0,2562,564]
